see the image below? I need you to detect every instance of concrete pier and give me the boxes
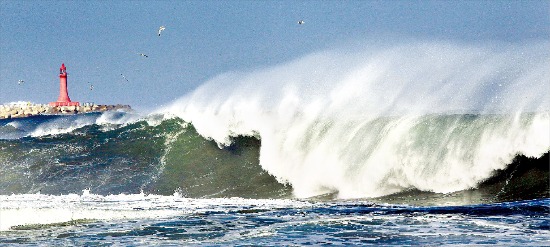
[0,103,132,119]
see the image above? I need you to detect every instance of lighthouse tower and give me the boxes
[49,63,79,107]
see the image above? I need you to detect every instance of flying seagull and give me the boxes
[158,26,166,36]
[138,53,149,58]
[298,20,304,25]
[88,82,94,90]
[17,80,24,85]
[120,74,129,82]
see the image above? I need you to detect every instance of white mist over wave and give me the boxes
[161,41,550,198]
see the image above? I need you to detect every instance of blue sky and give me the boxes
[1,0,549,109]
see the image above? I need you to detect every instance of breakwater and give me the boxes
[0,103,132,119]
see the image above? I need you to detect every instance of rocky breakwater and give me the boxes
[0,103,132,119]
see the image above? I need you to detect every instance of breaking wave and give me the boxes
[1,40,548,203]
[160,40,549,198]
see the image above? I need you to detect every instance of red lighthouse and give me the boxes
[49,63,79,107]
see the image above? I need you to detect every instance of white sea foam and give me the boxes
[25,111,148,137]
[160,41,550,198]
[95,110,144,126]
[6,121,20,129]
[0,191,311,231]
[29,115,97,137]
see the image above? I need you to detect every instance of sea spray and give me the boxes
[161,41,550,198]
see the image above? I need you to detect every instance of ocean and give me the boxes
[0,111,548,246]
[1,42,549,245]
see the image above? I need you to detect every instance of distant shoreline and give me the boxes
[0,103,132,119]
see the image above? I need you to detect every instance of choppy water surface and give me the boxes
[1,192,548,246]
[1,41,549,245]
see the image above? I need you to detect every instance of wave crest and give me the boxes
[160,41,550,198]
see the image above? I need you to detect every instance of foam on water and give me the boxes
[29,115,97,137]
[160,41,550,199]
[2,192,547,245]
[0,190,312,231]
[0,111,147,139]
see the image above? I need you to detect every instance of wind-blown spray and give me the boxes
[164,41,549,198]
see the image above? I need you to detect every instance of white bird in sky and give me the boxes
[138,53,149,58]
[158,26,166,36]
[17,80,24,85]
[120,74,129,83]
[298,20,304,25]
